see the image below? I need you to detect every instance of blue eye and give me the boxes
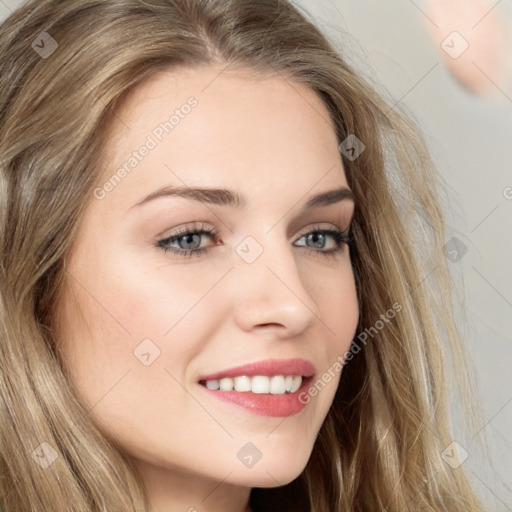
[156,223,218,258]
[156,223,351,259]
[295,227,350,258]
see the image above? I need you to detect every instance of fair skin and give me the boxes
[55,64,359,512]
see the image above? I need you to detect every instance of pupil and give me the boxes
[309,233,325,249]
[181,234,200,249]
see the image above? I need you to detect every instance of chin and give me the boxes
[229,468,305,489]
[227,448,312,488]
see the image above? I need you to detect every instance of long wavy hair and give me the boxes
[0,0,484,510]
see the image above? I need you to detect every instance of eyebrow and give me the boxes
[129,185,355,211]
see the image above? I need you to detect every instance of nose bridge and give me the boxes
[231,229,321,334]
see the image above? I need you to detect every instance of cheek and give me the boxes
[57,248,226,385]
[291,259,358,413]
[55,257,208,442]
[76,253,208,341]
[312,258,359,347]
[106,248,233,341]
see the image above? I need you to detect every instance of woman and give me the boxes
[0,1,484,511]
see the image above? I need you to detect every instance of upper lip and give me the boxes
[198,358,316,382]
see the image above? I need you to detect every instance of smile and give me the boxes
[200,374,303,394]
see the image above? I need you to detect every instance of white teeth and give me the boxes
[234,376,251,392]
[290,375,302,393]
[251,376,270,394]
[219,377,234,391]
[269,375,285,394]
[206,379,220,390]
[202,375,303,395]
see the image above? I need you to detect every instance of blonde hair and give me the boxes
[0,0,483,510]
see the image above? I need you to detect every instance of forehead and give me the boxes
[105,65,340,151]
[95,64,348,214]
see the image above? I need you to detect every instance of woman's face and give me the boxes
[56,65,359,499]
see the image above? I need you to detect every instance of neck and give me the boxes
[133,459,253,512]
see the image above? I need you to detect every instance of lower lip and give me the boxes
[199,377,313,417]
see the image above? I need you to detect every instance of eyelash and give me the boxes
[155,222,351,259]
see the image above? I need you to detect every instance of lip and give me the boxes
[197,358,316,381]
[199,375,314,417]
[197,358,317,418]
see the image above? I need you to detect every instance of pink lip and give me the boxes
[199,376,314,417]
[197,358,317,417]
[198,358,316,381]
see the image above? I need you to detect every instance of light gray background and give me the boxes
[1,0,510,509]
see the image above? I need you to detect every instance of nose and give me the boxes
[231,235,321,338]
